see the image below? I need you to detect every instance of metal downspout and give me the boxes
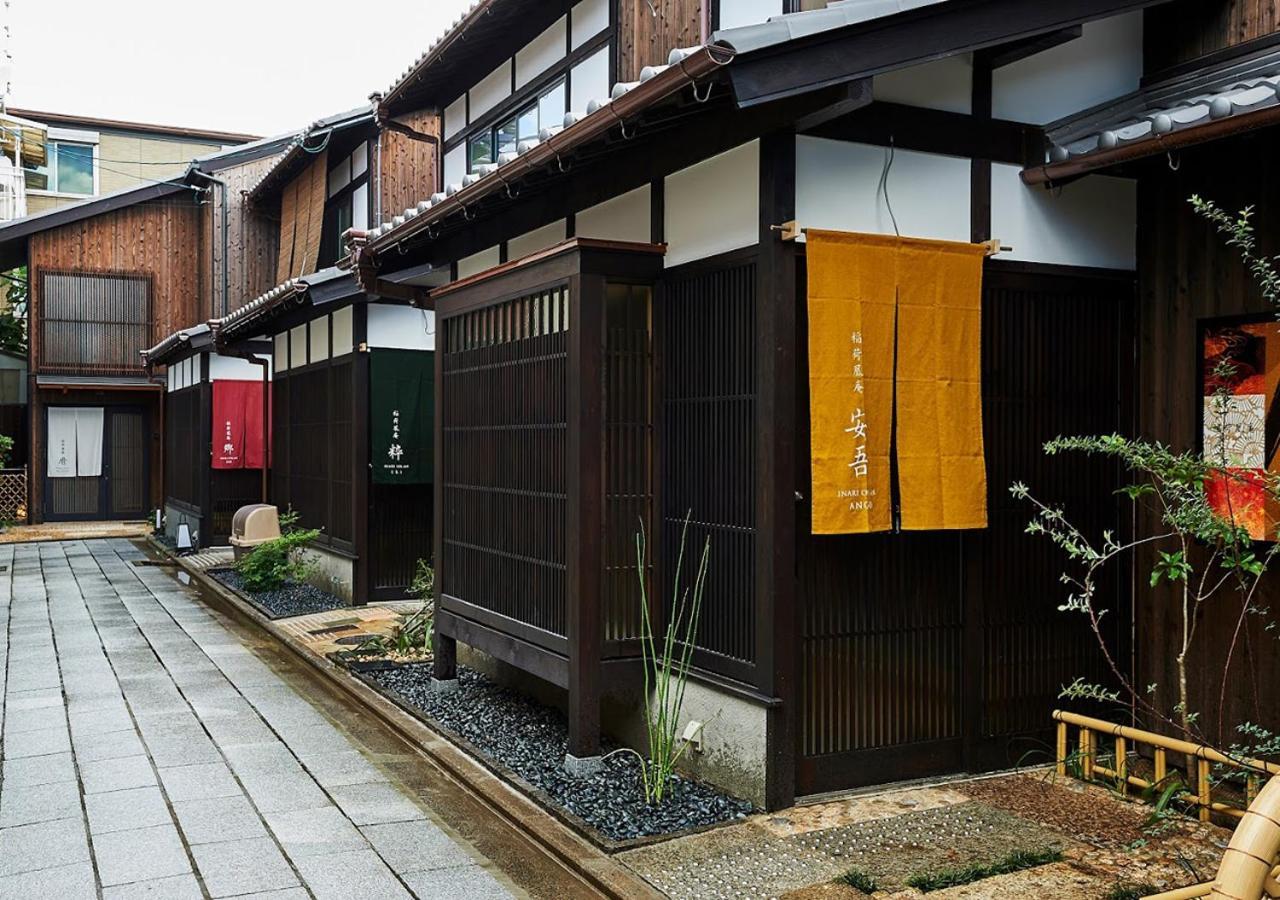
[191,170,230,317]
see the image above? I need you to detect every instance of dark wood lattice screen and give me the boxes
[164,387,201,509]
[440,286,569,638]
[603,283,653,644]
[40,271,152,376]
[274,359,354,548]
[661,260,759,679]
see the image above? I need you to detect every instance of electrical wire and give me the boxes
[878,138,900,238]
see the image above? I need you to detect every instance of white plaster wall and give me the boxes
[719,0,783,30]
[274,334,288,373]
[665,140,759,267]
[332,306,354,357]
[576,184,650,243]
[993,11,1143,125]
[444,95,467,142]
[570,46,611,113]
[874,55,973,115]
[508,219,566,260]
[572,0,609,49]
[456,246,502,280]
[208,353,271,382]
[166,366,176,392]
[289,325,307,368]
[309,316,329,363]
[470,61,513,121]
[795,136,971,243]
[991,163,1136,270]
[443,145,466,191]
[517,17,567,89]
[367,304,436,351]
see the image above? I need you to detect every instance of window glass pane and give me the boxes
[55,143,93,195]
[336,197,353,238]
[328,156,350,197]
[468,133,493,172]
[496,117,519,159]
[518,105,539,144]
[350,142,368,179]
[538,81,566,132]
[351,183,368,232]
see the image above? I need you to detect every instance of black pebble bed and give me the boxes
[370,665,754,842]
[211,569,347,619]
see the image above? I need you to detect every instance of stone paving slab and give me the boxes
[0,539,516,899]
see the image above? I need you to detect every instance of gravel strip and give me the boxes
[210,568,347,619]
[369,665,753,842]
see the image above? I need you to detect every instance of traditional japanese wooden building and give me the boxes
[348,0,1163,809]
[140,324,272,548]
[0,134,292,524]
[214,103,442,604]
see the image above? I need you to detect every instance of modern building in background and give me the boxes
[4,108,257,216]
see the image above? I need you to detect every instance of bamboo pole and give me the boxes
[1155,747,1168,786]
[1056,721,1068,778]
[1117,736,1129,797]
[1080,727,1095,781]
[1054,711,1280,777]
[1198,759,1212,824]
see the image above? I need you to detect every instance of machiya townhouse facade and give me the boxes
[2,0,1279,813]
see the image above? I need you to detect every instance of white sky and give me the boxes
[4,0,475,138]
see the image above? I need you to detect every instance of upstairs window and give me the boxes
[39,271,151,375]
[25,140,95,195]
[467,79,566,175]
[321,143,370,266]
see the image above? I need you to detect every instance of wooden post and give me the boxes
[1197,757,1212,823]
[1056,721,1068,778]
[351,303,371,606]
[566,273,604,768]
[758,128,799,811]
[432,305,457,685]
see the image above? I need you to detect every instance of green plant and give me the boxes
[905,847,1064,892]
[0,434,14,470]
[1105,883,1158,900]
[352,560,435,660]
[408,558,435,601]
[235,527,320,593]
[834,868,878,894]
[606,513,710,804]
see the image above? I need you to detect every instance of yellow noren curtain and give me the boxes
[807,230,988,535]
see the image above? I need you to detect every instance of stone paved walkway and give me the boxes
[0,539,517,899]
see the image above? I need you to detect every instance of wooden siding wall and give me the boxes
[380,111,440,221]
[29,196,202,374]
[618,0,705,83]
[275,151,329,283]
[201,153,285,316]
[1136,130,1280,743]
[1145,0,1280,71]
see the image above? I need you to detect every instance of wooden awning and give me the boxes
[0,113,47,168]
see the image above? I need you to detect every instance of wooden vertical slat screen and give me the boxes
[661,260,759,677]
[300,151,329,277]
[370,483,434,591]
[440,286,570,639]
[39,271,152,376]
[602,283,654,643]
[164,386,201,508]
[277,181,298,283]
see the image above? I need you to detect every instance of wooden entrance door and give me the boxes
[796,264,1134,796]
[45,405,150,522]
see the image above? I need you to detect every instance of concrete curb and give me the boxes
[151,540,664,900]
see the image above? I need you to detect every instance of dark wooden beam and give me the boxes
[565,271,604,762]
[757,129,798,812]
[986,25,1082,69]
[351,304,372,607]
[792,79,873,132]
[804,101,1043,167]
[726,0,1169,107]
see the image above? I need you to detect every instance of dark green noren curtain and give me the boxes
[370,349,434,485]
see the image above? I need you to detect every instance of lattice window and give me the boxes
[40,271,152,376]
